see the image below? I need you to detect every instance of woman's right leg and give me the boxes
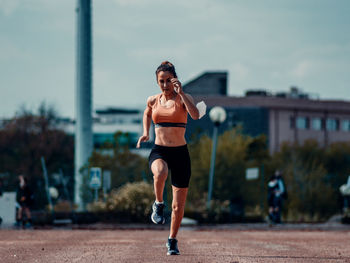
[17,207,23,221]
[150,159,168,224]
[24,207,31,220]
[151,159,168,202]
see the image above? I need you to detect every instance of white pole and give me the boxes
[207,124,219,209]
[75,0,93,210]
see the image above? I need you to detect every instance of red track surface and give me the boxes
[0,229,350,262]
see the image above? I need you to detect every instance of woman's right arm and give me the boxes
[136,96,154,148]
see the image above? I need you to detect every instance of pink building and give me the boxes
[194,94,350,153]
[183,72,350,153]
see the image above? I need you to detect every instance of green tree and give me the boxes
[324,142,350,189]
[188,129,346,222]
[83,132,150,204]
[188,128,269,213]
[272,140,337,221]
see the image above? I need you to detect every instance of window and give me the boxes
[132,119,141,124]
[342,120,350,132]
[290,116,295,129]
[326,119,339,131]
[93,133,114,146]
[311,118,322,131]
[219,78,227,95]
[296,117,309,130]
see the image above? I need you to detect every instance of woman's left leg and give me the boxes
[166,145,191,255]
[169,186,188,238]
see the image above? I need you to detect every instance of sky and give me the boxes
[0,0,349,119]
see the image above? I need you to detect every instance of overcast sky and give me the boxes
[0,0,349,118]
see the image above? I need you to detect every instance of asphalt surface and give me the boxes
[0,225,350,263]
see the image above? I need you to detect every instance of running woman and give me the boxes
[137,61,199,255]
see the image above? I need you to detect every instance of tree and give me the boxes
[82,131,150,204]
[324,142,350,189]
[188,128,269,212]
[271,140,337,221]
[188,129,345,222]
[0,103,74,209]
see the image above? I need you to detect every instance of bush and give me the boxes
[185,193,244,223]
[54,200,77,212]
[88,181,154,221]
[81,131,151,206]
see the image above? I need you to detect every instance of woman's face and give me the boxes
[157,71,174,95]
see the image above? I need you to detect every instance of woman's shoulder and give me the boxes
[147,94,160,107]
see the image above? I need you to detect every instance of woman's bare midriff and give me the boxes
[154,127,186,146]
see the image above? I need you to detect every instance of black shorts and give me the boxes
[149,144,191,188]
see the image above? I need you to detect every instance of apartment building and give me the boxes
[184,72,350,153]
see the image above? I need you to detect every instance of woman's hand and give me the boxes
[171,78,183,95]
[136,135,149,148]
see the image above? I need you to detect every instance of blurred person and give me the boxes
[340,175,350,213]
[0,178,3,196]
[137,61,199,255]
[267,170,287,224]
[15,175,33,228]
[0,178,3,225]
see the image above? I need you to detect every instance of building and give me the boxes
[183,72,228,96]
[56,107,152,156]
[3,71,349,155]
[92,108,143,148]
[183,72,350,153]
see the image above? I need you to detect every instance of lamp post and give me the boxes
[207,106,227,209]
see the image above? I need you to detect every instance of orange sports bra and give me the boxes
[152,94,188,128]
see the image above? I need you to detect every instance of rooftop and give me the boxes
[194,95,350,113]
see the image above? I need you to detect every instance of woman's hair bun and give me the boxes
[156,60,177,78]
[161,61,173,67]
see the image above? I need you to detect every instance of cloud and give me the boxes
[0,0,19,15]
[112,0,211,8]
[94,68,116,89]
[0,36,30,61]
[290,60,313,78]
[128,43,193,62]
[0,0,73,15]
[113,0,161,7]
[230,63,249,81]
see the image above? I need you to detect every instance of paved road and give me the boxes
[0,228,349,263]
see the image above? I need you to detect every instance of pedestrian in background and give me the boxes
[15,175,33,228]
[0,178,3,225]
[267,170,287,224]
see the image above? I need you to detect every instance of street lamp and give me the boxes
[207,106,227,209]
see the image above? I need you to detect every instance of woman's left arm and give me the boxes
[180,93,200,120]
[171,78,199,120]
